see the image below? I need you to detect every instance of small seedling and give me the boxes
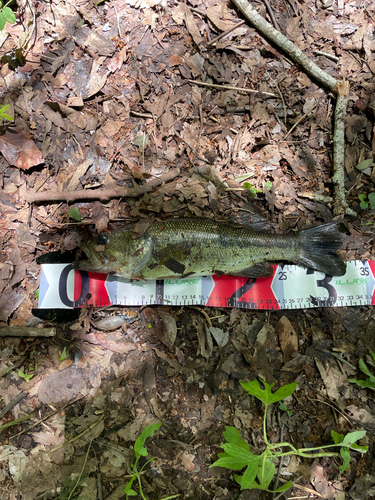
[279,401,292,417]
[0,0,16,30]
[243,182,261,197]
[59,347,68,362]
[211,379,367,493]
[358,193,375,210]
[18,369,34,383]
[124,421,179,500]
[68,207,82,222]
[349,351,375,390]
[264,180,273,190]
[0,104,13,122]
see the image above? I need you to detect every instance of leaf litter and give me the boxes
[0,0,375,498]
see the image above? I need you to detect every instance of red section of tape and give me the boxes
[206,275,250,307]
[74,270,111,307]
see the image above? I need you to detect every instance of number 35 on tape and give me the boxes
[38,261,375,310]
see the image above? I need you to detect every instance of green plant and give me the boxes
[211,379,367,493]
[125,421,178,500]
[358,192,375,210]
[243,182,261,197]
[349,351,375,390]
[0,104,13,122]
[264,180,273,190]
[18,369,34,382]
[59,347,68,362]
[68,206,82,222]
[0,0,16,30]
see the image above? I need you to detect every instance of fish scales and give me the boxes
[79,218,346,279]
[143,219,299,279]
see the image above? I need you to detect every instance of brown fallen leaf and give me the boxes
[0,291,25,322]
[0,127,44,170]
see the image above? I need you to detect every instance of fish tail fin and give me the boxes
[298,223,346,276]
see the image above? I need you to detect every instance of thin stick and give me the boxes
[25,168,180,203]
[206,20,246,46]
[189,80,278,97]
[263,0,280,30]
[314,50,339,62]
[284,101,318,139]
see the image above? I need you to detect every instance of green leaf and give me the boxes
[264,181,273,190]
[370,351,375,362]
[211,456,253,470]
[339,447,350,473]
[222,426,249,451]
[35,289,39,300]
[59,347,67,362]
[256,457,275,489]
[356,159,373,171]
[243,182,253,189]
[0,15,6,31]
[331,430,344,444]
[68,207,81,222]
[358,358,373,377]
[240,379,296,405]
[134,421,162,459]
[341,430,366,446]
[274,480,293,492]
[360,201,369,210]
[358,194,367,202]
[221,443,257,462]
[349,378,375,389]
[124,475,136,494]
[240,458,260,489]
[2,6,15,24]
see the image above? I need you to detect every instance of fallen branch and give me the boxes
[25,168,180,203]
[231,0,354,216]
[333,81,356,217]
[0,327,56,337]
[232,0,338,92]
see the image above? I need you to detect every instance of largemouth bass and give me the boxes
[79,218,346,279]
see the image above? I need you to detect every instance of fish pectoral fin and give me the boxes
[230,262,273,278]
[163,258,186,274]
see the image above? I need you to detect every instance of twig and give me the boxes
[284,101,318,139]
[263,0,280,31]
[0,327,56,337]
[25,168,180,203]
[10,395,86,440]
[189,80,278,97]
[0,392,27,419]
[314,50,339,62]
[232,0,338,92]
[332,81,356,217]
[206,20,246,46]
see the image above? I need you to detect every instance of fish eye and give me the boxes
[96,234,109,245]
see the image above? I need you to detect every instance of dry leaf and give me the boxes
[0,128,43,170]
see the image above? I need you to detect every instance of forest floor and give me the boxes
[1,0,375,499]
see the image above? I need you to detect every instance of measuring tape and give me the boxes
[38,261,375,310]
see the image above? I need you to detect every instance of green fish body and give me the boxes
[79,218,346,279]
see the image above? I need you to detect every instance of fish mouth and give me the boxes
[80,243,109,271]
